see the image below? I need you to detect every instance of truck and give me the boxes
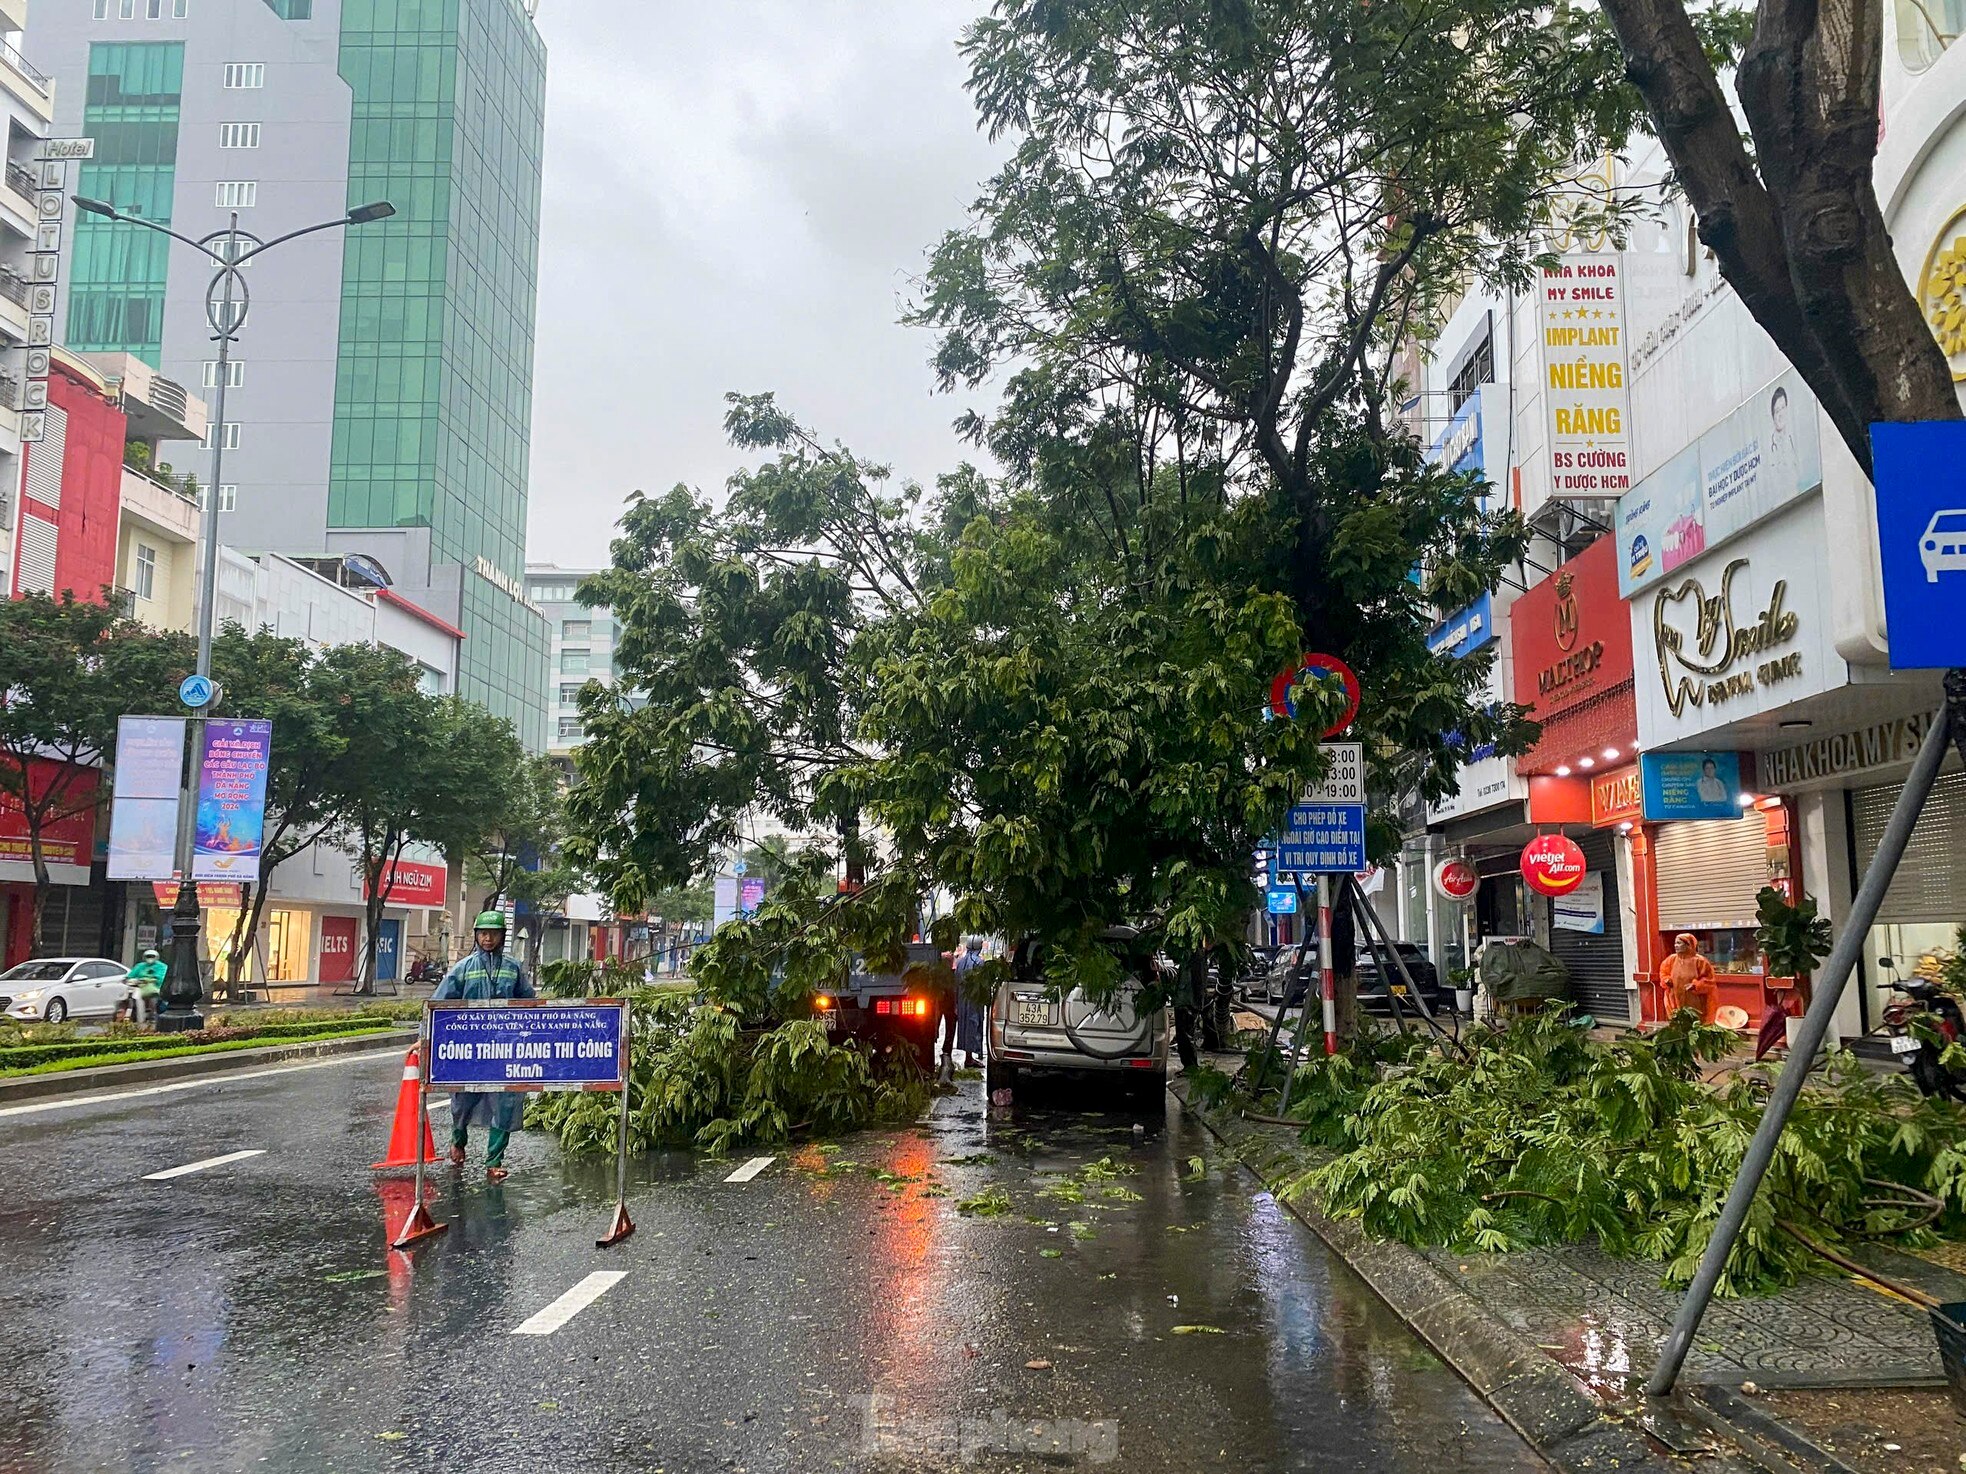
[810,940,946,1068]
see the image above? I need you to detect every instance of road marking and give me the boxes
[426,1098,450,1113]
[142,1149,265,1181]
[0,1050,397,1122]
[724,1155,775,1183]
[510,1272,627,1336]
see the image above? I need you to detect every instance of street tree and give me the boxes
[0,594,188,951]
[1593,0,1961,469]
[467,753,584,964]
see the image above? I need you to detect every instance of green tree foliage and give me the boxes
[1271,1010,1966,1294]
[467,753,585,963]
[0,595,189,951]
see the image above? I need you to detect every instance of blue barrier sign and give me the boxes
[1277,801,1367,874]
[1871,421,1966,670]
[427,1001,629,1092]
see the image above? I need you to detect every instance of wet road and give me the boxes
[0,1055,1544,1472]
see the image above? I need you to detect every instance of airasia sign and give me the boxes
[1520,834,1588,897]
[1432,858,1479,902]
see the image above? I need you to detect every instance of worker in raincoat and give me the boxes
[432,909,535,1181]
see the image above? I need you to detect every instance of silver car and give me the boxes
[986,927,1169,1105]
[0,957,136,1023]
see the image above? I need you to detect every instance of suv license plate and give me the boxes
[1018,1000,1049,1026]
[819,1012,838,1033]
[1891,1034,1922,1055]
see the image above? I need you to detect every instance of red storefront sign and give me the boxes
[318,915,359,984]
[1589,764,1644,827]
[149,880,245,908]
[1521,834,1589,897]
[1510,536,1638,774]
[0,760,99,874]
[1432,858,1479,901]
[367,859,447,909]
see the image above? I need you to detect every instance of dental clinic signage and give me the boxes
[1633,498,1846,747]
[1538,253,1633,498]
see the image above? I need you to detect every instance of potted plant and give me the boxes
[1754,885,1833,1050]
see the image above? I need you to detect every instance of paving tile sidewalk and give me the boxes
[1175,1067,1965,1471]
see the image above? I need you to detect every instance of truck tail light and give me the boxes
[813,994,834,1011]
[876,998,930,1018]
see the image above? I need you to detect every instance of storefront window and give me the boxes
[1702,927,1763,976]
[1896,0,1963,71]
[205,906,311,983]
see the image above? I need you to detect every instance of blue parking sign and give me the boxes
[1276,801,1366,874]
[1871,421,1966,670]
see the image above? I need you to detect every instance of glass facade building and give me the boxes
[65,42,184,364]
[330,0,548,749]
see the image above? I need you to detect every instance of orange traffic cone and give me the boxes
[372,1045,438,1170]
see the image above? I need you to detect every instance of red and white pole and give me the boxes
[1317,874,1337,1055]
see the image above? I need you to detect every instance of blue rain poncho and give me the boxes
[431,947,536,1134]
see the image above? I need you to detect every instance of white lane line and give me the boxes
[724,1155,775,1183]
[0,1050,398,1122]
[142,1149,265,1181]
[426,1098,450,1113]
[510,1272,627,1336]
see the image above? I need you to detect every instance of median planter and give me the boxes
[0,1019,396,1077]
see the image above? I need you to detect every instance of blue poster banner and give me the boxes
[1277,802,1367,874]
[1266,886,1299,915]
[192,719,272,882]
[1640,750,1744,821]
[427,1001,629,1091]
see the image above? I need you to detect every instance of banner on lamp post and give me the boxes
[108,716,186,881]
[192,719,272,882]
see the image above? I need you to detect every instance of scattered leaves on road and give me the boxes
[1171,1325,1225,1335]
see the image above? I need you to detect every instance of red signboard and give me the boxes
[1521,834,1589,897]
[1589,764,1644,827]
[150,880,245,909]
[1432,858,1479,901]
[367,859,447,909]
[1511,537,1635,720]
[0,760,99,871]
[318,915,358,984]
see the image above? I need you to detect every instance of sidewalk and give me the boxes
[1175,1064,1966,1473]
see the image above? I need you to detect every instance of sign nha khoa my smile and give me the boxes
[1539,253,1633,500]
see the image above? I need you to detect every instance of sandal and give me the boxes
[446,1145,465,1166]
[486,1166,509,1183]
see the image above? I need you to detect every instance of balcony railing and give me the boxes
[0,271,28,308]
[4,162,33,200]
[109,587,138,618]
[0,373,18,410]
[0,39,50,97]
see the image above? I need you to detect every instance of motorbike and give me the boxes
[1878,955,1966,1101]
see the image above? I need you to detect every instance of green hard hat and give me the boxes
[473,910,507,931]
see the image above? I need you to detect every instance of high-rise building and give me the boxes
[28,0,549,750]
[0,4,56,593]
[524,563,619,759]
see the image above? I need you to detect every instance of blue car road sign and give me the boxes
[178,673,216,710]
[1871,421,1966,670]
[427,1000,629,1091]
[1276,802,1367,875]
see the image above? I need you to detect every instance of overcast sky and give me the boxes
[524,3,1006,570]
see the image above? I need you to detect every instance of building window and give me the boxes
[202,360,245,388]
[133,542,157,601]
[1447,326,1495,416]
[202,422,240,450]
[560,649,590,676]
[222,63,264,89]
[559,682,584,704]
[214,181,257,209]
[95,0,110,16]
[175,0,188,13]
[218,122,260,149]
[193,484,238,511]
[557,716,584,741]
[120,0,136,16]
[147,0,163,16]
[561,619,590,641]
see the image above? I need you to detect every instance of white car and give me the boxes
[0,957,136,1023]
[1919,509,1966,583]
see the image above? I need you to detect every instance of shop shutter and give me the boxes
[1550,830,1629,1021]
[1655,811,1771,931]
[1854,770,1966,923]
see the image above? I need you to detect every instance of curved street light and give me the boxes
[71,196,394,1026]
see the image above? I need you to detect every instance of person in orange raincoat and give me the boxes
[1658,932,1717,1021]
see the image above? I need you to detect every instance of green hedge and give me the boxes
[0,1018,399,1072]
[0,1023,402,1080]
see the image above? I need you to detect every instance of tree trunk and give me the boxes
[1597,0,1961,472]
[26,810,50,955]
[1330,885,1358,1041]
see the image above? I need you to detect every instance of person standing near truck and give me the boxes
[432,910,535,1181]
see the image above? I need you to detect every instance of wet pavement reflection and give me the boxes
[0,1056,1544,1471]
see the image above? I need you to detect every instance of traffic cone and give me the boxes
[372,1045,438,1170]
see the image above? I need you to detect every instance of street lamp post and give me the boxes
[72,195,394,1029]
